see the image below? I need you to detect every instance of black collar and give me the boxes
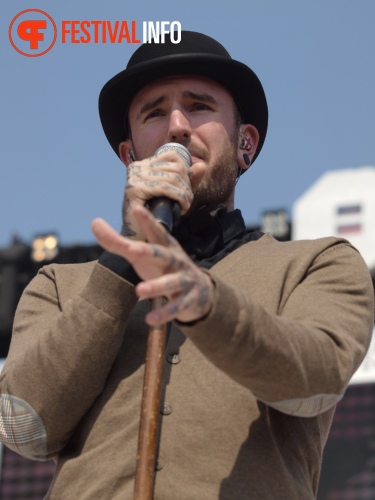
[172,205,263,268]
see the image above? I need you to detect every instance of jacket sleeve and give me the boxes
[0,262,138,460]
[181,240,374,417]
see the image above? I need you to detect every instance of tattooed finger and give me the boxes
[136,272,193,300]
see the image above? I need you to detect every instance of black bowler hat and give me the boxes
[99,31,268,164]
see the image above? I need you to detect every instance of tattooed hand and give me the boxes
[92,205,214,325]
[122,150,193,241]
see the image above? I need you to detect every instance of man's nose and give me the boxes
[167,109,191,143]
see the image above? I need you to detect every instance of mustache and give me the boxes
[182,141,209,163]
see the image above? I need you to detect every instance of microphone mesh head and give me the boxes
[155,143,192,167]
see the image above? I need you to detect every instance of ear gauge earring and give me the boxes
[243,153,251,166]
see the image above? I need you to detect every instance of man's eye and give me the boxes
[193,103,210,111]
[145,110,162,120]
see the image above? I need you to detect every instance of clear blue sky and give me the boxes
[1,1,374,247]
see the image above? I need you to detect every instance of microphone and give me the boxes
[147,143,192,232]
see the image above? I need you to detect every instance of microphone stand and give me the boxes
[134,296,166,500]
[134,143,191,499]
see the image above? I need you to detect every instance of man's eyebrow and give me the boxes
[137,95,166,119]
[136,91,219,119]
[182,91,218,104]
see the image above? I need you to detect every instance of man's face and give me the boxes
[127,75,240,213]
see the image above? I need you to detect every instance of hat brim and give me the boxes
[99,53,268,164]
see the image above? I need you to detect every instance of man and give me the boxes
[0,31,373,499]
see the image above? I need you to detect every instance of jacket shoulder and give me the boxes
[31,261,98,302]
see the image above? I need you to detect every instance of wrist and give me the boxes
[98,251,141,285]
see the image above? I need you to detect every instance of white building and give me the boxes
[293,166,375,272]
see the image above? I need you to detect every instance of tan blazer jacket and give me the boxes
[1,233,374,499]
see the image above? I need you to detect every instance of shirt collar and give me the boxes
[172,204,246,260]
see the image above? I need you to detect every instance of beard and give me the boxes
[131,130,240,218]
[187,136,239,216]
